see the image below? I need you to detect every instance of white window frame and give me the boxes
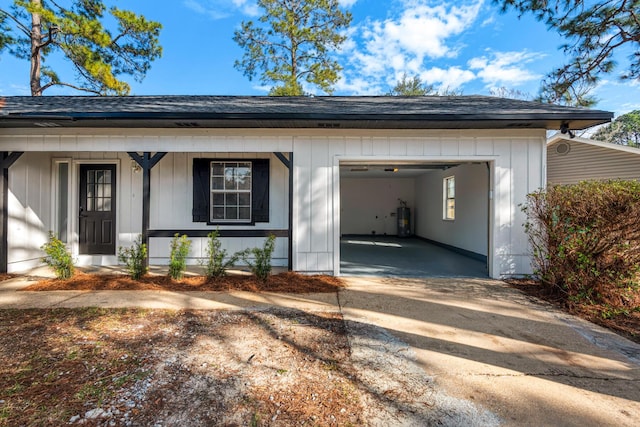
[210,161,252,223]
[443,175,455,220]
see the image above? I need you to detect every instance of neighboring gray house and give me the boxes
[0,96,612,278]
[547,134,640,184]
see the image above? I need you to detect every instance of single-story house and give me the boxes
[0,96,612,278]
[547,133,640,184]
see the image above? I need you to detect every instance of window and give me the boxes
[211,161,252,222]
[53,159,71,243]
[444,176,455,220]
[192,158,269,224]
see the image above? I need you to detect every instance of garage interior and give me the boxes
[339,161,489,277]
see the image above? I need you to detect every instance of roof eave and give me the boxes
[0,113,612,130]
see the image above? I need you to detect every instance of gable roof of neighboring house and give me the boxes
[547,134,640,184]
[548,133,640,155]
[0,95,613,130]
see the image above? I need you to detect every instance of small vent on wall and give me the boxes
[175,122,200,127]
[555,142,571,156]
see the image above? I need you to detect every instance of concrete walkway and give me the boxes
[1,270,639,426]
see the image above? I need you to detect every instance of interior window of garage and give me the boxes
[211,161,252,222]
[444,176,455,220]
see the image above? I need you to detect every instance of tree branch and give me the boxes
[41,80,101,95]
[0,8,31,37]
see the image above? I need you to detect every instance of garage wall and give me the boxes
[293,129,546,277]
[340,177,415,235]
[414,164,488,256]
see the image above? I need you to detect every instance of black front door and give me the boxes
[79,164,116,254]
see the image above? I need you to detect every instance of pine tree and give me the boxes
[233,0,351,96]
[592,110,640,147]
[496,0,639,106]
[386,74,437,96]
[0,0,162,96]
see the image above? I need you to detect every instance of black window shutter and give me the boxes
[252,159,270,223]
[192,159,210,222]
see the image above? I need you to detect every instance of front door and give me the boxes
[79,164,116,254]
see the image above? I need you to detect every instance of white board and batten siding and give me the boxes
[1,130,294,270]
[2,128,546,277]
[293,129,546,278]
[147,151,290,266]
[548,135,640,184]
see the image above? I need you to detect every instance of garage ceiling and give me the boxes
[340,161,466,178]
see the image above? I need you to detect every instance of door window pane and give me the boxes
[86,169,113,212]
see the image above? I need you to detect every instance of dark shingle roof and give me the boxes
[0,95,613,130]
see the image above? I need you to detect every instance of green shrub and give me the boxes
[241,235,276,282]
[118,235,148,280]
[522,180,640,310]
[168,233,191,280]
[41,231,74,280]
[200,229,239,278]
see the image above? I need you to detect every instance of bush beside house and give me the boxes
[523,180,640,316]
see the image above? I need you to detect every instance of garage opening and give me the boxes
[339,161,490,278]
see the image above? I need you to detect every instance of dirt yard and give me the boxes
[0,308,365,426]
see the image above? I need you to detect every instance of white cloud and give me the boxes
[338,0,484,94]
[360,1,483,64]
[183,0,259,20]
[468,50,544,87]
[335,75,383,95]
[231,0,260,16]
[420,66,476,91]
[338,0,358,7]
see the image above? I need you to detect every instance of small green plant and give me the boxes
[200,229,239,278]
[241,234,276,282]
[168,233,191,280]
[41,231,74,279]
[118,235,148,280]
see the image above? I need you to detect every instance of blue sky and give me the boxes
[0,0,636,117]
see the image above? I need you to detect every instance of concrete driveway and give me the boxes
[339,276,640,427]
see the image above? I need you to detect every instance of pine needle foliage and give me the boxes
[233,0,351,95]
[0,0,162,95]
[496,0,639,106]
